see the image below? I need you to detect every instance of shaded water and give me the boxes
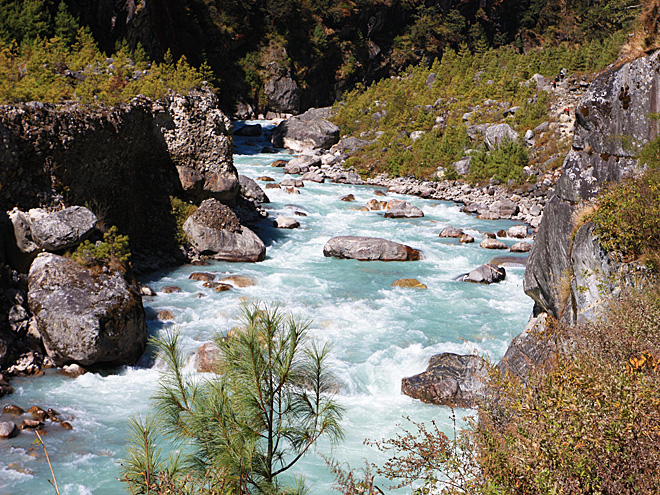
[0,122,534,494]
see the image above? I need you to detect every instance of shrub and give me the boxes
[475,286,660,495]
[588,140,660,268]
[71,225,130,266]
[169,196,198,246]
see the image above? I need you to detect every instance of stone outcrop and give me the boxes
[323,236,422,261]
[402,353,488,407]
[272,108,340,151]
[0,90,236,255]
[27,253,147,367]
[184,199,266,262]
[158,91,239,201]
[524,51,660,322]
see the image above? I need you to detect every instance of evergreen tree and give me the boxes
[121,303,344,495]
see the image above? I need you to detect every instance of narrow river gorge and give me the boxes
[0,122,534,495]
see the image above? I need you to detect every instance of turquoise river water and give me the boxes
[0,122,534,494]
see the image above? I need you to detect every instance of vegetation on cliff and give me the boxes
[332,37,622,182]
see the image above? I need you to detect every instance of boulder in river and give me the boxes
[280,179,304,187]
[401,353,488,407]
[323,236,422,261]
[239,175,270,204]
[0,421,17,439]
[272,108,340,151]
[27,253,147,367]
[507,225,528,238]
[384,199,424,218]
[183,199,266,262]
[480,238,508,250]
[234,123,262,137]
[283,155,320,174]
[510,241,532,253]
[460,264,506,284]
[439,226,464,238]
[30,206,97,251]
[460,234,475,244]
[273,216,300,229]
[195,342,221,373]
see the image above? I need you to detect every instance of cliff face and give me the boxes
[0,91,237,254]
[524,51,660,323]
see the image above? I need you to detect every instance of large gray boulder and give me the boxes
[158,91,239,201]
[272,108,340,151]
[284,155,320,174]
[323,236,422,261]
[402,353,488,407]
[239,175,269,204]
[483,123,519,150]
[27,253,147,366]
[183,199,266,262]
[30,206,97,251]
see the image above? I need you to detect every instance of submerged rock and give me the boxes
[183,199,266,262]
[391,278,427,289]
[323,236,422,261]
[402,353,488,407]
[27,253,147,367]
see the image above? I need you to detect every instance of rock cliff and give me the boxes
[0,90,237,253]
[524,51,660,324]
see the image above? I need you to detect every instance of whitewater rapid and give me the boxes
[0,122,534,495]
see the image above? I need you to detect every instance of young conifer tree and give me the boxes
[122,302,344,495]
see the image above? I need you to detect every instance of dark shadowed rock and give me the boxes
[402,353,488,407]
[323,236,422,261]
[30,206,97,251]
[272,108,340,151]
[234,123,262,137]
[27,253,147,367]
[239,175,270,204]
[461,264,506,284]
[265,74,300,114]
[183,199,266,262]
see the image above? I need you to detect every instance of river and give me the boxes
[0,121,534,495]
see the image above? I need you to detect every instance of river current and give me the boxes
[0,122,534,495]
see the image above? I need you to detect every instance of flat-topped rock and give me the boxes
[273,216,300,229]
[323,236,422,261]
[480,238,508,249]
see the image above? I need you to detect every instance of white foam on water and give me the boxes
[0,123,535,494]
